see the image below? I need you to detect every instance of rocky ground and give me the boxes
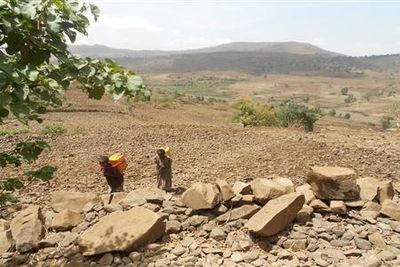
[1,167,400,267]
[1,91,400,266]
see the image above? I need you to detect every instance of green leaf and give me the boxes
[0,93,11,107]
[20,0,39,19]
[0,193,18,207]
[27,70,39,82]
[127,75,143,90]
[25,165,57,182]
[0,152,21,167]
[5,31,25,55]
[0,108,9,118]
[3,178,24,191]
[14,140,49,163]
[0,70,7,88]
[13,86,30,101]
[89,4,100,21]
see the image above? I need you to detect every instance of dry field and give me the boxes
[1,86,399,205]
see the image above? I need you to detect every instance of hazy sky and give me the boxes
[76,0,400,56]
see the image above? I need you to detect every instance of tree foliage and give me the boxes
[232,99,322,132]
[0,0,150,206]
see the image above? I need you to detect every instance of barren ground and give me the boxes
[1,89,399,204]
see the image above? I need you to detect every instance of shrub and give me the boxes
[328,109,336,116]
[344,113,351,119]
[341,87,349,95]
[232,99,322,131]
[344,94,357,103]
[381,116,395,130]
[74,126,86,135]
[41,125,67,135]
[277,103,322,132]
[232,99,278,127]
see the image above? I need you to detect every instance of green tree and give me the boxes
[277,103,322,132]
[0,0,150,206]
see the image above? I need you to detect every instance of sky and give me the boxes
[76,0,400,56]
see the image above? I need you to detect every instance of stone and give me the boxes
[98,253,113,265]
[231,252,243,263]
[10,205,44,253]
[124,188,167,206]
[0,220,12,254]
[51,209,83,231]
[354,237,372,250]
[296,184,315,204]
[357,177,379,201]
[215,179,235,201]
[250,177,294,200]
[245,192,305,237]
[282,239,307,251]
[368,232,387,249]
[378,250,397,261]
[364,255,381,267]
[377,181,394,203]
[50,191,101,213]
[100,192,128,205]
[240,195,255,205]
[214,203,228,214]
[296,205,313,223]
[181,182,222,210]
[188,215,208,226]
[210,227,226,241]
[171,246,186,256]
[166,220,181,234]
[129,251,141,262]
[330,200,347,215]
[381,199,400,221]
[345,200,365,208]
[242,251,259,262]
[309,199,329,211]
[232,181,251,195]
[79,207,165,255]
[390,221,400,233]
[216,204,260,223]
[307,166,359,200]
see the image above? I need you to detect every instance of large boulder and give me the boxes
[216,205,260,223]
[381,200,400,221]
[251,177,294,200]
[307,166,359,200]
[357,177,379,201]
[215,179,235,201]
[10,205,44,253]
[232,181,251,195]
[50,191,102,213]
[0,219,12,254]
[295,184,315,204]
[245,192,305,237]
[79,207,165,255]
[51,209,83,231]
[377,181,394,204]
[181,183,222,210]
[119,188,168,209]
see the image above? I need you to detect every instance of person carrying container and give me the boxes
[155,147,172,192]
[99,154,126,194]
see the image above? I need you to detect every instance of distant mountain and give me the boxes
[70,41,341,58]
[69,42,400,75]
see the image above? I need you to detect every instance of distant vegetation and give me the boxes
[72,43,400,76]
[41,125,67,136]
[232,99,322,132]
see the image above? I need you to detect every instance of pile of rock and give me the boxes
[0,166,399,266]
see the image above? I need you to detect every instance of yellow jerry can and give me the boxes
[109,153,127,173]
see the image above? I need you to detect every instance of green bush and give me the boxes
[277,103,322,132]
[41,125,67,135]
[344,113,351,119]
[328,109,336,116]
[232,99,278,127]
[341,87,349,95]
[381,116,395,130]
[232,99,322,131]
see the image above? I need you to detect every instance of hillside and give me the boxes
[70,41,340,59]
[70,42,400,76]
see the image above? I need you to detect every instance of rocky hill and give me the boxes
[70,42,400,76]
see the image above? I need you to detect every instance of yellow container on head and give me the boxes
[109,153,127,173]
